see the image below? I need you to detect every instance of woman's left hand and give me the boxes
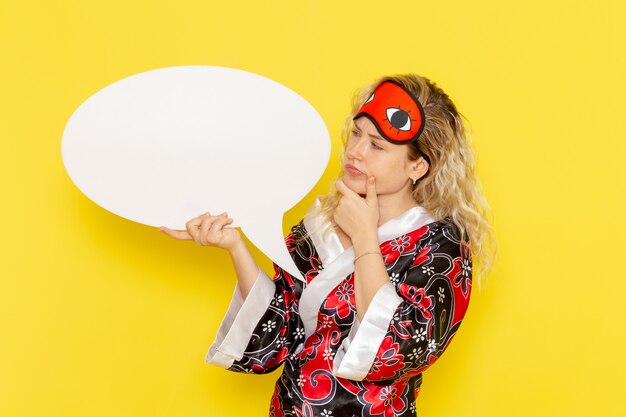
[333,176,380,240]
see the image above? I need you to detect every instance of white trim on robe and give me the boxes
[332,282,404,380]
[299,201,435,340]
[302,203,345,268]
[205,267,275,369]
[302,199,435,381]
[204,199,436,380]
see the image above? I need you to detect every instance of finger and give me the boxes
[186,215,206,243]
[366,176,378,204]
[335,179,358,197]
[208,213,233,237]
[158,226,193,240]
[185,213,204,230]
[199,215,220,245]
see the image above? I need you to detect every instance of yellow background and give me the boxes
[1,0,624,416]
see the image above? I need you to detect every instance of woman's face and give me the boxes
[342,117,426,198]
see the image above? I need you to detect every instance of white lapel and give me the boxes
[299,200,436,339]
[302,199,344,268]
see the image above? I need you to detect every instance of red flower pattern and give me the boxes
[224,219,471,417]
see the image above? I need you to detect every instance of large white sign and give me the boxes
[62,66,331,279]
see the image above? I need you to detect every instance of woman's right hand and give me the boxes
[158,212,242,252]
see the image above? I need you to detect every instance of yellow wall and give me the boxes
[1,1,624,416]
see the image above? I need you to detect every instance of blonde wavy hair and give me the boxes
[311,74,497,289]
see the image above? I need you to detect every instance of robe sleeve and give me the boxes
[332,222,473,381]
[205,232,306,375]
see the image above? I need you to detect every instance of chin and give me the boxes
[342,175,366,195]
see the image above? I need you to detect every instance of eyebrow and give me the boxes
[353,122,384,141]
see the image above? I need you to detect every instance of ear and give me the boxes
[409,156,429,181]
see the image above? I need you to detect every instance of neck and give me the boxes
[376,187,418,225]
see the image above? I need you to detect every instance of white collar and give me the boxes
[298,199,437,337]
[302,198,436,272]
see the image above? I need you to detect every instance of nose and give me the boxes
[346,136,366,161]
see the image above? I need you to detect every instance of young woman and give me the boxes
[160,74,496,417]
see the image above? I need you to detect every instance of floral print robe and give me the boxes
[206,202,472,417]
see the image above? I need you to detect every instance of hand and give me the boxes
[158,212,242,251]
[333,176,379,240]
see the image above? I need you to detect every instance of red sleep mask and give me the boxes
[353,80,426,144]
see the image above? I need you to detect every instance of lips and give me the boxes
[345,164,365,176]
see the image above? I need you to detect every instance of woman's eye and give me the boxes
[351,129,361,137]
[371,141,383,150]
